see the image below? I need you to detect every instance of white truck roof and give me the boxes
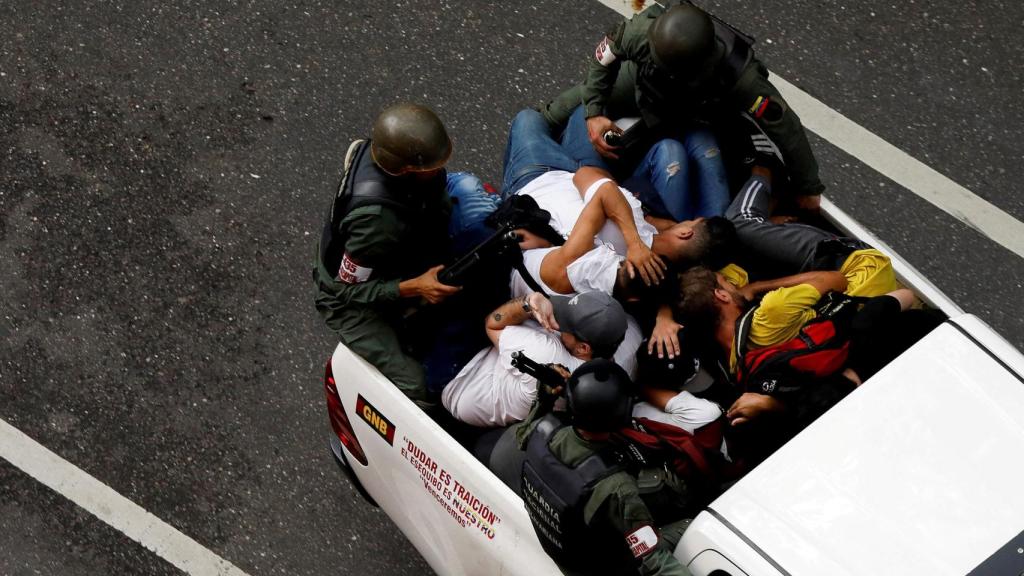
[706,315,1024,575]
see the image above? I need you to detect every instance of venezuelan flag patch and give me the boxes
[749,96,771,119]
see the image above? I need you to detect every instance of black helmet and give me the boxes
[636,327,714,395]
[567,359,634,433]
[370,103,453,176]
[648,5,719,76]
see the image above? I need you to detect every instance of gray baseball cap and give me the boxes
[550,291,628,354]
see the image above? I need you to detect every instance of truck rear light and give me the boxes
[324,359,368,466]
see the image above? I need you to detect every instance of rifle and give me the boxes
[437,227,521,286]
[511,351,568,400]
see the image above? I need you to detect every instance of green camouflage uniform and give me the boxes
[547,427,693,576]
[313,146,451,404]
[542,2,824,197]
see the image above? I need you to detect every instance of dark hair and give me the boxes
[697,216,737,270]
[613,262,659,302]
[677,216,736,270]
[587,335,622,361]
[674,266,722,338]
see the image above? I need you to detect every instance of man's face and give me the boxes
[559,332,590,360]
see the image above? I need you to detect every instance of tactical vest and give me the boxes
[636,2,755,127]
[318,139,450,281]
[521,416,636,574]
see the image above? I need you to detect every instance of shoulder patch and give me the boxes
[338,252,373,284]
[749,95,770,118]
[595,36,617,66]
[627,525,659,558]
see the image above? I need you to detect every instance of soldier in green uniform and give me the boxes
[518,359,693,576]
[543,2,824,211]
[313,104,501,408]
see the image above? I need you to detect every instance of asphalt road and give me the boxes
[1,1,1021,574]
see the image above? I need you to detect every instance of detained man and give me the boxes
[442,290,631,428]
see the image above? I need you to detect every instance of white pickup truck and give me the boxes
[322,198,1024,576]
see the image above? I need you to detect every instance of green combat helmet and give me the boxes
[370,103,453,176]
[648,4,722,77]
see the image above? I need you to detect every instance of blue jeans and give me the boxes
[447,171,502,241]
[501,109,605,197]
[560,106,730,222]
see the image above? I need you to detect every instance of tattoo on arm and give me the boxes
[493,312,503,322]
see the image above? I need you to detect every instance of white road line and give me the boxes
[0,419,251,576]
[593,0,1024,258]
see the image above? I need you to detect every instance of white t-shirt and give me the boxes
[518,171,656,250]
[441,317,644,428]
[510,171,657,296]
[512,244,623,297]
[632,392,722,434]
[442,323,583,428]
[509,169,659,295]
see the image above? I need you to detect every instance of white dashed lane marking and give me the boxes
[0,419,251,576]
[594,0,1024,258]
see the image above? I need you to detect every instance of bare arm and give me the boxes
[644,214,678,232]
[886,288,916,311]
[572,167,643,247]
[550,167,666,286]
[741,271,848,301]
[640,386,679,411]
[538,169,666,292]
[537,191,611,293]
[485,292,557,347]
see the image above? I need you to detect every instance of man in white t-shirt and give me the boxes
[442,290,630,428]
[510,167,736,299]
[499,109,736,300]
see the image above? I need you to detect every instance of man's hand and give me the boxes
[738,283,757,303]
[527,292,559,331]
[647,314,683,359]
[514,228,552,251]
[624,242,667,287]
[406,265,461,304]
[727,393,784,426]
[796,194,821,212]
[586,115,622,160]
[544,363,571,396]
